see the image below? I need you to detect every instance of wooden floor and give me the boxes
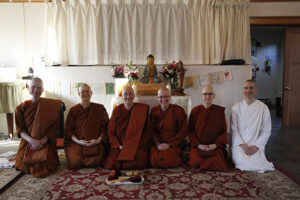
[266,108,300,183]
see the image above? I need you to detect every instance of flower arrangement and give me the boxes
[112,65,125,78]
[125,62,139,84]
[160,61,178,86]
[112,61,140,84]
[127,70,139,83]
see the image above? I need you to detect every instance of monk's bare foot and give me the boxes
[8,133,13,140]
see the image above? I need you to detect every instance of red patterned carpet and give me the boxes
[44,168,275,199]
[43,168,300,200]
[0,152,299,200]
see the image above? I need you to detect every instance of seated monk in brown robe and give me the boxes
[104,86,152,170]
[64,84,109,169]
[150,88,187,168]
[188,86,228,170]
[15,77,61,178]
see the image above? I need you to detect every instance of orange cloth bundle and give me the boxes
[23,144,48,165]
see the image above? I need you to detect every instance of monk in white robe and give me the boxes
[231,80,274,172]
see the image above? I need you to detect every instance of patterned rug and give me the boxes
[0,168,23,193]
[0,153,299,200]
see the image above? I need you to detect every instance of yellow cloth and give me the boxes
[0,82,23,113]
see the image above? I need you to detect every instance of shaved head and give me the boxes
[243,80,257,103]
[244,79,256,88]
[29,77,43,88]
[122,86,135,109]
[122,86,134,95]
[201,85,215,108]
[157,87,171,111]
[158,87,171,96]
[29,77,44,101]
[202,85,214,94]
[78,83,92,104]
[79,83,91,93]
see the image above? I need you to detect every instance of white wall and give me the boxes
[251,27,285,105]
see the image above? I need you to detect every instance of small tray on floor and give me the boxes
[106,176,144,185]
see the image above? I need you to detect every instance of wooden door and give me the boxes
[283,27,300,126]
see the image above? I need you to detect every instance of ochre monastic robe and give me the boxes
[188,104,227,170]
[15,98,61,177]
[104,103,152,169]
[150,104,187,168]
[64,103,109,169]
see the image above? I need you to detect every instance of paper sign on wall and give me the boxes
[223,70,233,81]
[192,76,200,89]
[183,77,194,88]
[199,74,211,86]
[106,83,115,95]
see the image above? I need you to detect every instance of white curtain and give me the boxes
[45,0,250,65]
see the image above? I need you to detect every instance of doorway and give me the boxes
[250,26,285,127]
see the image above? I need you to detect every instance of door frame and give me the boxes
[251,18,300,126]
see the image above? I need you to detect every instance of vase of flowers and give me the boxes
[113,65,125,78]
[112,65,128,96]
[126,63,139,95]
[128,71,139,84]
[160,62,178,92]
[112,62,141,96]
[122,61,139,85]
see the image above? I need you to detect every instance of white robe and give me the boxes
[231,100,274,172]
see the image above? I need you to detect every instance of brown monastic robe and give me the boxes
[188,104,227,170]
[150,104,187,168]
[15,98,61,178]
[104,103,152,169]
[64,103,109,169]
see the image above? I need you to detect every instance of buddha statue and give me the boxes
[140,54,161,84]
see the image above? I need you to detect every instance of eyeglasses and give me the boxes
[244,86,255,90]
[202,93,214,96]
[158,95,170,99]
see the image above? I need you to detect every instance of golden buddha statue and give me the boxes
[140,54,161,84]
[138,54,164,95]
